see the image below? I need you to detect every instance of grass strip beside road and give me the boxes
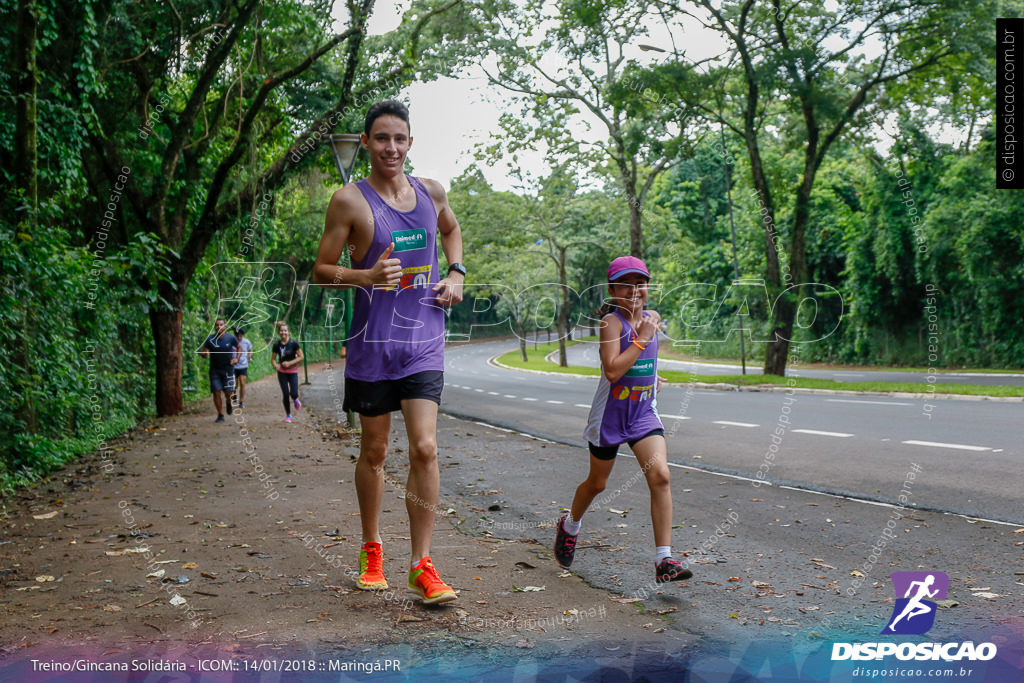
[496,341,1024,398]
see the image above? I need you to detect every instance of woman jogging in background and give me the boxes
[271,323,303,423]
[554,256,692,584]
[233,327,253,408]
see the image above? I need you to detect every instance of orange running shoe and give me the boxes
[356,542,388,590]
[408,556,457,605]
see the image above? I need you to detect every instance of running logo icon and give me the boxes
[882,571,949,635]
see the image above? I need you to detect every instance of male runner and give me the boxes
[199,318,239,423]
[312,100,465,605]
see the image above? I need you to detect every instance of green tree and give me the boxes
[477,0,697,257]
[78,0,468,415]
[658,0,994,375]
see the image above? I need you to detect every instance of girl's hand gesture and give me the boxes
[636,310,661,344]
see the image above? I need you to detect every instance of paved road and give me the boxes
[443,340,1023,525]
[301,358,1023,671]
[530,330,1024,386]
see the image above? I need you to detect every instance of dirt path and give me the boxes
[0,363,681,669]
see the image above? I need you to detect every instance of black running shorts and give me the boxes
[343,370,444,417]
[588,428,665,461]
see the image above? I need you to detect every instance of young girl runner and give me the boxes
[554,256,692,583]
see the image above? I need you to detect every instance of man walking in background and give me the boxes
[233,326,253,408]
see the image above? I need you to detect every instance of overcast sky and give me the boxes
[344,1,961,192]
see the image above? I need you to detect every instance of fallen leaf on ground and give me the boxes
[35,575,55,582]
[105,547,149,556]
[32,511,59,520]
[182,562,198,569]
[397,614,428,623]
[513,585,546,592]
[102,605,122,612]
[850,570,865,577]
[935,599,960,609]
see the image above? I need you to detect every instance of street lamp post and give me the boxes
[295,280,310,385]
[326,301,335,370]
[326,134,363,427]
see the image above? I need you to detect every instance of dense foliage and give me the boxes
[2,0,1020,492]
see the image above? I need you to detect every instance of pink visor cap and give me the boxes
[608,256,650,282]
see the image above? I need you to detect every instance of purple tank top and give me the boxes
[346,176,445,381]
[584,310,663,447]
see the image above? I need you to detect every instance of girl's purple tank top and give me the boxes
[346,176,445,381]
[584,310,663,447]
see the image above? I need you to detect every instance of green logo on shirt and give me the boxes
[392,229,427,252]
[625,358,655,377]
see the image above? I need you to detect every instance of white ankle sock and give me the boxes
[562,513,582,536]
[656,546,672,564]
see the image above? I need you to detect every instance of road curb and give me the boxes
[488,352,1022,401]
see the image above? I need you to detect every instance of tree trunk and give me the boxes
[151,283,185,416]
[627,189,642,258]
[763,296,794,376]
[14,0,38,213]
[763,165,814,376]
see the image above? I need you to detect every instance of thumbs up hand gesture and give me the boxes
[369,243,402,288]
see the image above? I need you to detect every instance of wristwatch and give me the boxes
[447,262,467,277]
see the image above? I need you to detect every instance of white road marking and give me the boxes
[523,397,538,402]
[713,421,759,428]
[551,380,569,385]
[901,440,991,452]
[575,403,591,409]
[660,414,692,420]
[826,399,914,406]
[488,391,499,396]
[793,429,854,438]
[474,388,484,393]
[546,400,564,405]
[503,394,517,399]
